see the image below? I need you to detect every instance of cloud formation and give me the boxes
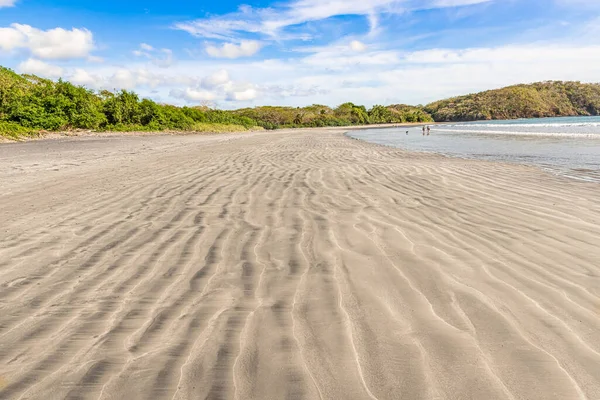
[205,40,262,58]
[174,0,493,40]
[227,87,257,101]
[70,68,98,86]
[0,24,94,59]
[170,87,217,101]
[202,69,230,88]
[170,69,259,103]
[350,40,367,52]
[0,0,17,8]
[18,58,64,78]
[133,43,174,68]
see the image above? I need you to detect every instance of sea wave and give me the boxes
[434,128,600,138]
[445,122,600,128]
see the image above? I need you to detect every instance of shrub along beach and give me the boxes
[0,66,431,139]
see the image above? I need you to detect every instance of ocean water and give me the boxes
[348,116,600,183]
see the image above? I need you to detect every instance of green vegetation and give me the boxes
[2,65,599,140]
[0,66,431,139]
[190,122,257,133]
[0,66,259,139]
[231,102,432,129]
[0,121,41,139]
[424,81,600,121]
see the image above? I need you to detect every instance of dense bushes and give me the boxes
[0,66,437,138]
[0,67,260,137]
[1,75,106,130]
[0,121,40,139]
[231,102,432,130]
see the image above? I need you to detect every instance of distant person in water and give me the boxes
[427,126,431,135]
[406,130,409,135]
[422,126,426,136]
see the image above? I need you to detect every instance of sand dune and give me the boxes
[1,129,599,400]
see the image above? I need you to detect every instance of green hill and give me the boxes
[424,81,600,122]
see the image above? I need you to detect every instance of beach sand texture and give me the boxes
[1,129,599,399]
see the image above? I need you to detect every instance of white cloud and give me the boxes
[0,24,94,59]
[110,69,138,89]
[202,69,230,88]
[170,81,258,104]
[172,42,600,106]
[554,0,600,8]
[0,0,17,8]
[109,68,170,90]
[174,0,493,40]
[294,43,600,105]
[261,84,329,98]
[69,68,99,86]
[432,0,490,6]
[17,58,64,78]
[154,49,173,68]
[133,43,174,68]
[227,87,258,101]
[206,40,262,58]
[302,48,399,69]
[87,55,104,63]
[404,45,600,64]
[170,88,217,102]
[366,13,380,36]
[169,69,258,103]
[64,67,173,91]
[55,65,233,102]
[0,26,24,51]
[350,40,367,52]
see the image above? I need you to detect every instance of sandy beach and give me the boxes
[1,128,599,400]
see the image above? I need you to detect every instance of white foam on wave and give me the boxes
[546,168,600,183]
[446,122,600,128]
[435,128,600,138]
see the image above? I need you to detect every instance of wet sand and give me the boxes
[1,128,599,399]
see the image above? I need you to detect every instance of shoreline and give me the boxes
[1,128,599,399]
[345,125,600,184]
[0,122,431,144]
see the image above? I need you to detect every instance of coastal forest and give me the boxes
[1,66,599,139]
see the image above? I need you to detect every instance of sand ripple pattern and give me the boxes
[1,130,599,399]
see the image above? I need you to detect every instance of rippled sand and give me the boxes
[1,129,599,399]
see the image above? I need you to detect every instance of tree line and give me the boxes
[0,66,431,139]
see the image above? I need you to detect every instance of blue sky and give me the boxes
[1,0,599,108]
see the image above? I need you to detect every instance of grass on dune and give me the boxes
[190,122,260,133]
[98,122,259,133]
[0,121,259,140]
[0,121,41,140]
